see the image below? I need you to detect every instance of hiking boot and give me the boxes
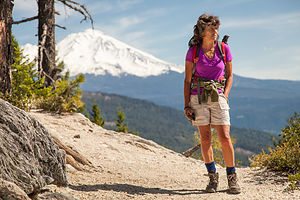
[205,172,219,193]
[227,173,241,194]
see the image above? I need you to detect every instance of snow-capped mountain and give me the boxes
[22,29,184,77]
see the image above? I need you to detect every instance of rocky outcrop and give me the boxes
[0,99,68,195]
[0,178,30,200]
[36,191,79,200]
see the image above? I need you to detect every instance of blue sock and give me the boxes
[205,161,216,173]
[226,166,236,175]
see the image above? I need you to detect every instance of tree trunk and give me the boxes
[0,0,13,95]
[38,0,56,87]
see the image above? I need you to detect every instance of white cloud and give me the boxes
[142,7,169,17]
[117,16,144,29]
[87,0,142,14]
[236,64,300,81]
[14,0,37,12]
[117,0,143,10]
[13,0,37,17]
[222,12,300,30]
[95,15,145,38]
[272,45,300,63]
[235,44,300,81]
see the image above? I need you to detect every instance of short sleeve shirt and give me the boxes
[186,42,232,95]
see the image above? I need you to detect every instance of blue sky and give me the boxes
[13,0,300,80]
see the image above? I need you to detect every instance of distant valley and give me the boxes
[82,91,276,166]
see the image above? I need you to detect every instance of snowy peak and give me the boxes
[25,29,182,77]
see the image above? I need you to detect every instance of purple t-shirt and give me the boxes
[186,42,232,95]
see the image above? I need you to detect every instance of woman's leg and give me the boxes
[214,125,235,167]
[198,125,214,163]
[199,125,219,193]
[214,125,241,194]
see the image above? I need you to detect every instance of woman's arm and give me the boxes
[184,61,193,117]
[224,61,233,99]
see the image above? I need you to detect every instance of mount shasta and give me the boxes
[22,29,300,134]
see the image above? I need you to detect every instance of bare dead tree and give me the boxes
[0,0,14,95]
[12,0,93,88]
[38,0,56,87]
[38,0,93,87]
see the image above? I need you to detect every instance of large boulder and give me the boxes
[0,99,68,195]
[0,178,30,200]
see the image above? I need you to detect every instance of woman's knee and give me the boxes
[198,126,211,144]
[218,132,231,144]
[199,132,212,144]
[215,125,231,144]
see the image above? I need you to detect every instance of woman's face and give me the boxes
[202,25,219,41]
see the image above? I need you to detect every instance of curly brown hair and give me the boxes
[189,14,220,47]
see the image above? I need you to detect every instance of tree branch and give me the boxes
[13,16,38,24]
[58,0,94,29]
[55,24,66,30]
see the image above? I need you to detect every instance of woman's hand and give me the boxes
[185,107,194,121]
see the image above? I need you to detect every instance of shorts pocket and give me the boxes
[190,95,199,107]
[219,94,230,110]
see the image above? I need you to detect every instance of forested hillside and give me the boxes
[82,91,276,165]
[80,73,300,134]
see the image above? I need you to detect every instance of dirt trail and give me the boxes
[30,111,300,200]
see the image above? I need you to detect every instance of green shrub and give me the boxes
[36,71,85,113]
[0,36,51,111]
[288,173,300,190]
[250,112,300,174]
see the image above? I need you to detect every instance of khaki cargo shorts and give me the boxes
[190,93,230,126]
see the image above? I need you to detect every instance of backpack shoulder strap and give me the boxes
[192,45,200,77]
[217,41,228,79]
[217,41,226,64]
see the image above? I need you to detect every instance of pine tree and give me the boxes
[90,102,105,127]
[1,36,50,111]
[115,106,128,133]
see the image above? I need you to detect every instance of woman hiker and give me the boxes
[183,13,241,194]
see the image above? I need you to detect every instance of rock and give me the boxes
[0,178,30,200]
[0,99,68,195]
[36,192,78,200]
